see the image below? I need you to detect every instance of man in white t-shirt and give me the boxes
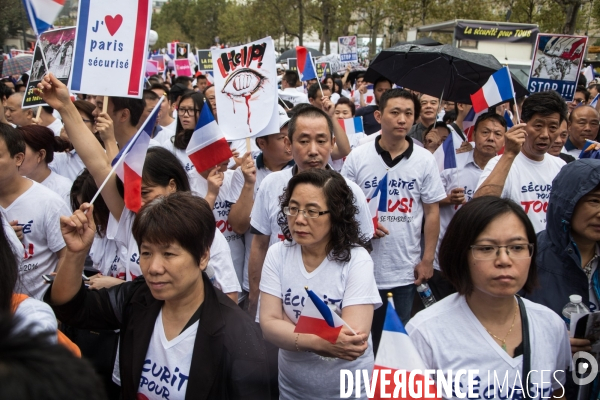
[432,112,506,298]
[150,83,177,144]
[0,123,68,299]
[38,106,63,136]
[246,106,375,318]
[278,70,309,106]
[228,106,295,298]
[563,105,599,158]
[341,89,446,352]
[475,90,568,233]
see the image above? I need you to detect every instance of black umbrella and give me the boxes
[277,47,324,63]
[365,44,528,104]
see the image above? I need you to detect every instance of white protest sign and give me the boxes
[212,37,279,140]
[69,0,152,98]
[338,36,358,62]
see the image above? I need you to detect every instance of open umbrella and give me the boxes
[1,55,33,77]
[365,44,528,104]
[276,47,323,63]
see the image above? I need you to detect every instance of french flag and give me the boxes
[294,288,347,343]
[368,173,388,231]
[22,0,64,36]
[462,107,487,142]
[591,93,600,108]
[112,97,163,213]
[365,84,375,105]
[186,102,233,173]
[504,110,514,128]
[579,139,600,159]
[470,67,515,113]
[370,298,439,400]
[338,117,364,136]
[296,46,317,81]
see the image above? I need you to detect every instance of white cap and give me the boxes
[570,294,583,303]
[278,105,290,128]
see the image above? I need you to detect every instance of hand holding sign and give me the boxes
[36,73,73,112]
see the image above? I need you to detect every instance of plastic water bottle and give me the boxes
[417,283,436,308]
[562,294,590,330]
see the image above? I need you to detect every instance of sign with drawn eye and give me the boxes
[212,36,279,140]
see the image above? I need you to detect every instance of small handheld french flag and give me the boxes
[338,117,364,136]
[370,298,439,400]
[591,94,600,108]
[22,0,65,36]
[365,84,375,105]
[112,97,163,213]
[368,173,388,231]
[294,288,347,343]
[470,67,515,114]
[580,140,600,159]
[296,46,317,82]
[186,102,233,173]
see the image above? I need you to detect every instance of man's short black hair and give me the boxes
[439,196,538,295]
[174,76,193,86]
[110,97,145,127]
[378,89,421,121]
[283,70,300,87]
[287,106,333,141]
[307,83,331,100]
[576,85,591,102]
[473,111,507,133]
[374,76,393,90]
[521,90,568,124]
[0,122,25,157]
[197,75,208,81]
[142,89,160,102]
[0,315,108,400]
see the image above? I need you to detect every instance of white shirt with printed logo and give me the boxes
[259,242,381,400]
[1,181,70,299]
[88,234,123,278]
[476,152,565,233]
[250,167,374,246]
[137,309,196,400]
[406,294,571,400]
[341,142,446,289]
[107,209,240,293]
[49,150,86,182]
[435,151,484,270]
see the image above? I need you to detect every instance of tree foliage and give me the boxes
[0,0,25,47]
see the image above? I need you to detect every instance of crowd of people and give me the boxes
[1,61,600,400]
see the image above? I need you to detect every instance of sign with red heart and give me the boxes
[104,14,123,36]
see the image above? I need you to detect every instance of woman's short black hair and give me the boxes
[132,192,215,265]
[277,169,369,263]
[173,91,205,150]
[439,196,538,295]
[71,169,110,237]
[116,147,191,200]
[335,97,355,116]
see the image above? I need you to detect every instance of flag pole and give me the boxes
[309,52,324,95]
[505,66,520,123]
[433,88,444,129]
[278,95,291,110]
[88,97,164,206]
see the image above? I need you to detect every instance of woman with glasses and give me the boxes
[259,169,380,399]
[407,196,570,399]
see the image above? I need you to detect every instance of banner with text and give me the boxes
[197,49,213,72]
[338,36,358,62]
[69,0,152,98]
[527,33,587,101]
[212,37,279,140]
[174,59,192,77]
[455,22,538,43]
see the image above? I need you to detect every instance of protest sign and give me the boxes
[287,58,330,79]
[151,54,165,72]
[146,59,159,76]
[176,43,190,59]
[455,22,538,43]
[23,27,75,109]
[167,41,178,55]
[212,36,279,140]
[338,36,358,62]
[69,0,152,98]
[174,59,192,77]
[527,33,587,101]
[197,49,213,72]
[316,54,343,74]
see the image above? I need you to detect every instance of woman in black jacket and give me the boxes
[45,192,270,400]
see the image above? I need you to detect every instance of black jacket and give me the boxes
[45,273,270,400]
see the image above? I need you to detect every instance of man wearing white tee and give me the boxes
[246,106,374,318]
[475,90,568,233]
[149,83,177,145]
[341,89,446,352]
[278,70,309,105]
[0,123,68,299]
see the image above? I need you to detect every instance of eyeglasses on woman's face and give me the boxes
[177,108,199,116]
[284,206,330,219]
[470,244,534,260]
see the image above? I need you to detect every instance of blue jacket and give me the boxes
[526,159,600,315]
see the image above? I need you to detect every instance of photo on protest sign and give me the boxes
[527,34,587,101]
[23,27,75,109]
[338,36,358,62]
[174,59,192,77]
[68,0,152,98]
[151,55,165,72]
[176,43,190,59]
[197,50,213,72]
[212,36,279,140]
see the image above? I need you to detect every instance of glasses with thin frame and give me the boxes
[470,244,534,260]
[284,206,330,219]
